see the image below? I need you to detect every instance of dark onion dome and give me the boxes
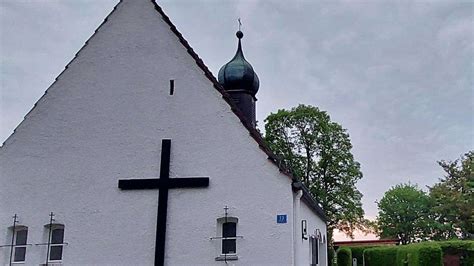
[218,31,259,96]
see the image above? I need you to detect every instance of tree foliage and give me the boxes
[377,183,433,244]
[264,104,365,238]
[428,151,474,240]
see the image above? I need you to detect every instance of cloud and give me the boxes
[1,0,472,219]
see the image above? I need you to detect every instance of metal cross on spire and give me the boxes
[238,18,242,31]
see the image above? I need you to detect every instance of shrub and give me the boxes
[349,246,379,266]
[463,249,474,266]
[396,245,414,266]
[348,241,473,266]
[418,244,442,266]
[438,240,474,254]
[396,242,442,266]
[328,246,336,266]
[337,247,352,266]
[437,240,474,266]
[364,247,398,266]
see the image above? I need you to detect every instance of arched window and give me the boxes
[12,226,28,263]
[214,217,240,261]
[222,221,237,254]
[46,224,65,262]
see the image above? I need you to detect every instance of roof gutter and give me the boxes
[292,181,327,222]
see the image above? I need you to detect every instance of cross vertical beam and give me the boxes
[118,139,209,266]
[156,139,170,265]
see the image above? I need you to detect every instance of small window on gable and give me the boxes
[13,226,28,263]
[47,224,65,262]
[213,216,240,261]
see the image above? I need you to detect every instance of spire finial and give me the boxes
[236,18,243,39]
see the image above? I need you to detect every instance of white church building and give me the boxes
[0,0,327,265]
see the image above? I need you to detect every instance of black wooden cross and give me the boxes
[118,139,209,266]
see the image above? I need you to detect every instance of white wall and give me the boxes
[298,200,328,266]
[0,0,297,265]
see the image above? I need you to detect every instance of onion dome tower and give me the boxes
[218,30,260,127]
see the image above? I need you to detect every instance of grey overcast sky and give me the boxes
[1,0,473,221]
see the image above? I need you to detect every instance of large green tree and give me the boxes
[376,183,434,244]
[429,151,474,240]
[264,104,365,238]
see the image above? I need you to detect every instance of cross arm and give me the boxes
[118,177,209,190]
[168,177,209,188]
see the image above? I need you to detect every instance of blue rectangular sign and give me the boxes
[277,214,287,224]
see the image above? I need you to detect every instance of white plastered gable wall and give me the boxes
[0,0,326,265]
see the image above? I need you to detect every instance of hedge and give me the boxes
[363,241,474,266]
[336,247,352,266]
[341,240,474,266]
[437,240,474,253]
[419,244,442,266]
[349,246,378,266]
[364,246,398,266]
[437,240,474,266]
[328,246,336,266]
[364,243,442,266]
[396,245,418,266]
[464,249,474,266]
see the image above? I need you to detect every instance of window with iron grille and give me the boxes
[48,225,65,262]
[13,227,28,262]
[222,222,237,254]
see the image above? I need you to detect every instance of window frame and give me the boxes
[221,221,237,255]
[12,226,28,263]
[214,216,239,261]
[216,217,238,256]
[46,224,65,263]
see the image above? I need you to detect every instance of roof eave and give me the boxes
[292,181,327,222]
